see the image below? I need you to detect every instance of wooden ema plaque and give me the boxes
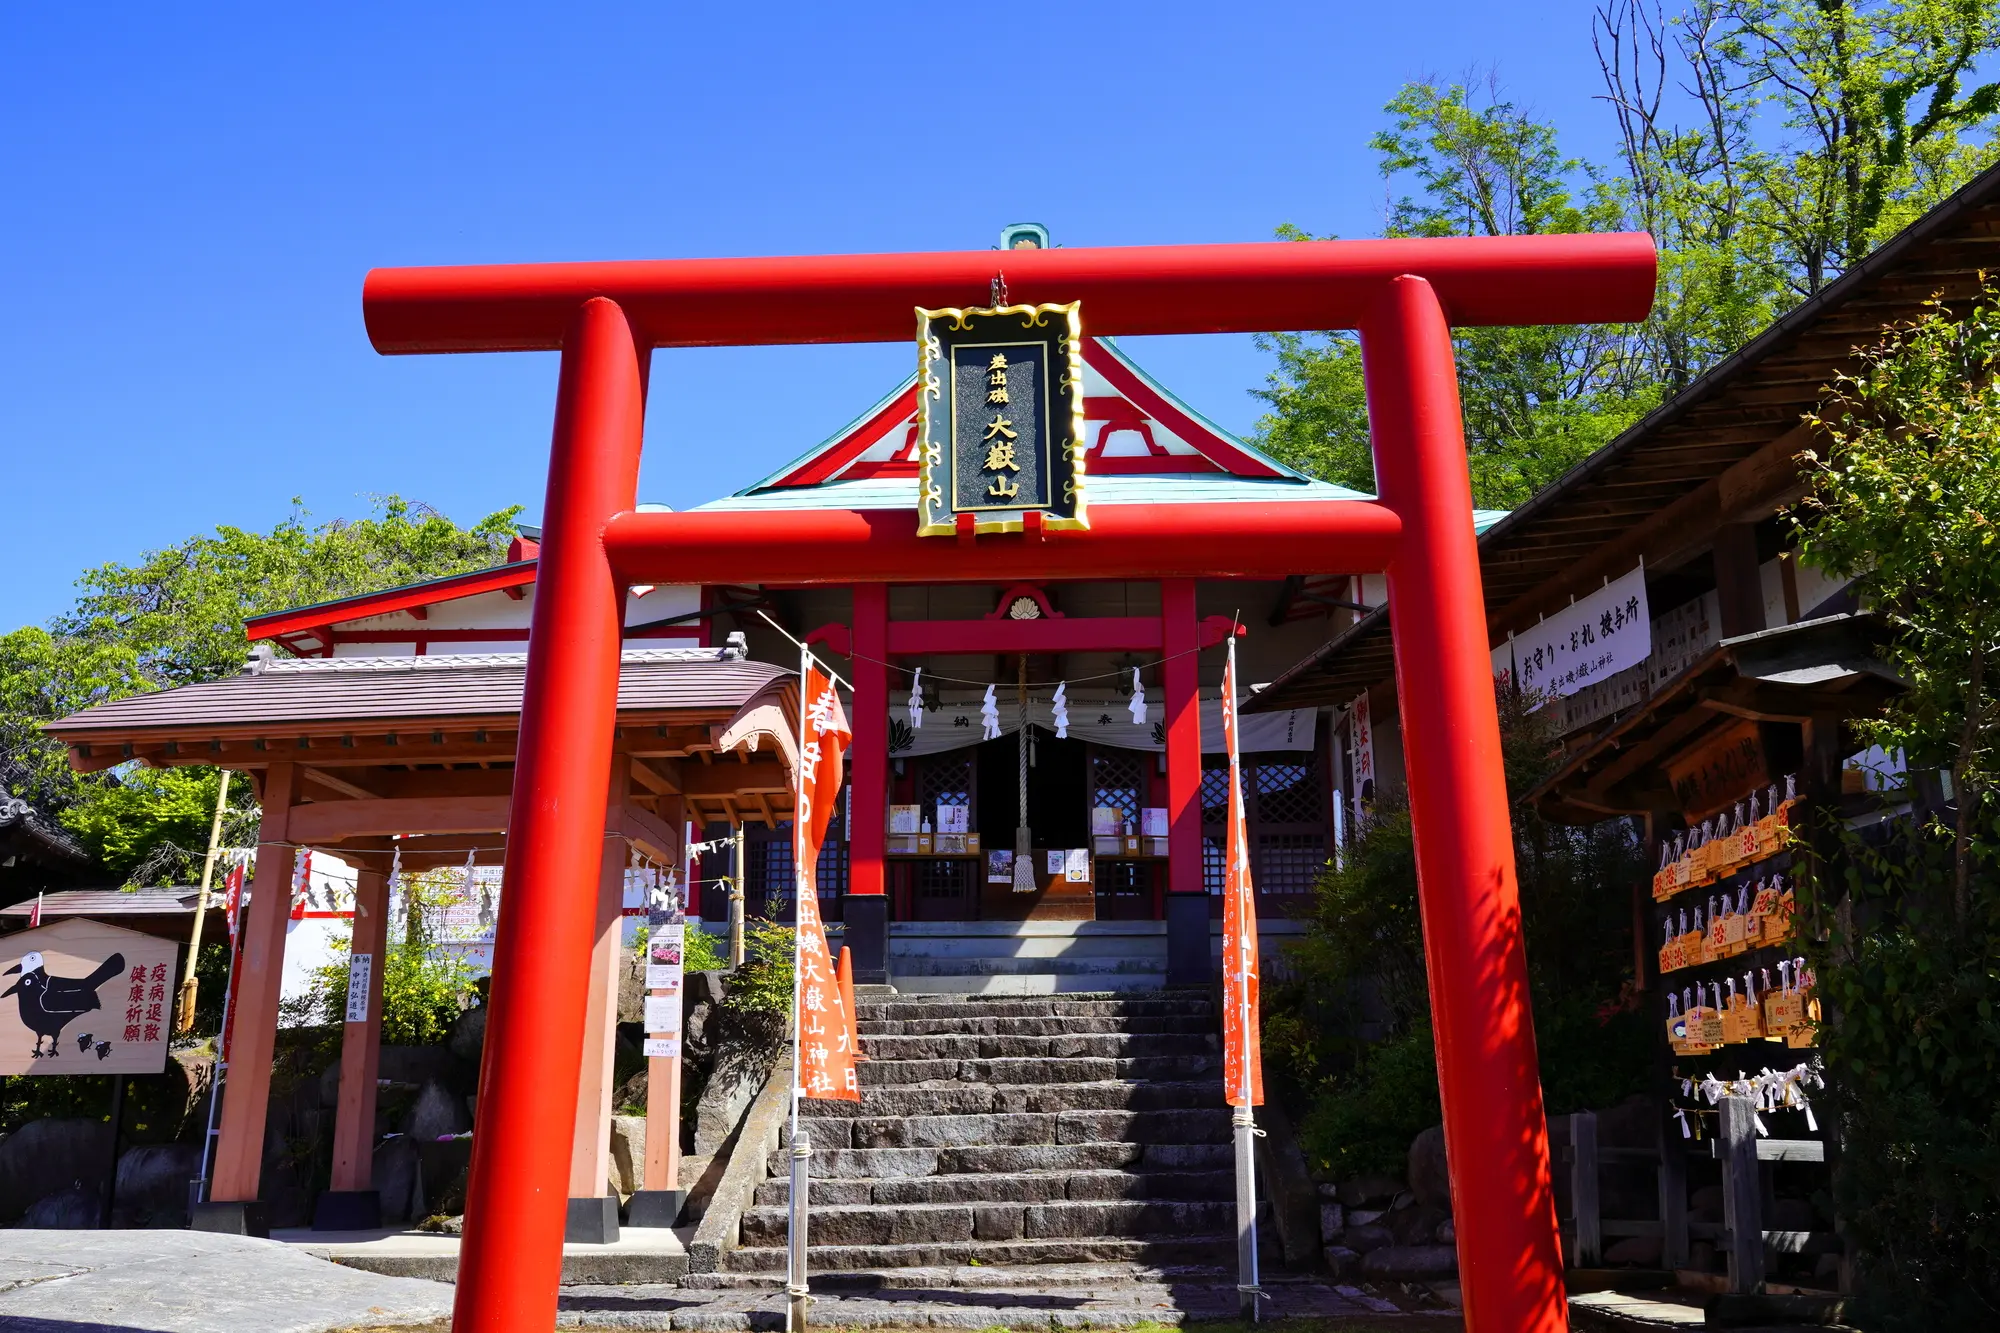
[1,919,176,1076]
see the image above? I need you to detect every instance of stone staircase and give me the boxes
[725,991,1245,1277]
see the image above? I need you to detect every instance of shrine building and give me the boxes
[222,247,1502,993]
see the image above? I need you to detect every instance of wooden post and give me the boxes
[632,795,687,1227]
[1570,1110,1601,1268]
[199,761,297,1232]
[1719,1095,1766,1293]
[566,774,630,1243]
[1712,522,1767,638]
[318,853,392,1227]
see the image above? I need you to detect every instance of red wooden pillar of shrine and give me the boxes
[845,583,890,982]
[1160,578,1208,983]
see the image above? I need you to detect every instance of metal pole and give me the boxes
[195,874,247,1204]
[1233,1107,1260,1321]
[1360,275,1565,1330]
[176,769,231,1032]
[787,638,811,1333]
[730,825,747,969]
[100,1074,126,1228]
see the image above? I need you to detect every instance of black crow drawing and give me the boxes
[4,950,124,1059]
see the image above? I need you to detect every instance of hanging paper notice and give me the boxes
[1350,692,1376,812]
[643,1037,680,1059]
[644,995,681,1036]
[1064,848,1091,882]
[344,952,373,1024]
[1046,850,1066,876]
[987,850,1014,883]
[1511,566,1652,706]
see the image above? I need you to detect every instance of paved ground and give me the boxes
[0,1230,451,1332]
[278,1225,691,1285]
[0,1231,1462,1332]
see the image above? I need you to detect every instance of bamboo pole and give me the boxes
[175,770,232,1033]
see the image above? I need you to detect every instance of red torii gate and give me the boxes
[359,234,1656,1333]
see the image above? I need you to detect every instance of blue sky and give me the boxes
[1,2,1628,631]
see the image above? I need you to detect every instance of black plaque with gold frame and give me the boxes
[915,301,1087,537]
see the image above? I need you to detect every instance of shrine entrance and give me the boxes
[357,230,1657,1333]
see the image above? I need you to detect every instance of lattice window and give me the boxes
[1091,749,1145,827]
[745,816,846,918]
[1256,833,1325,896]
[1200,765,1231,818]
[1203,835,1226,895]
[915,858,971,902]
[1254,763,1321,826]
[917,753,974,828]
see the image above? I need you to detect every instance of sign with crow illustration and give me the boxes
[1,919,174,1075]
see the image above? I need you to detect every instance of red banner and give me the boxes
[794,664,861,1102]
[1221,640,1264,1106]
[218,861,248,1064]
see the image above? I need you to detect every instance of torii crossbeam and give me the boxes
[357,233,1656,1333]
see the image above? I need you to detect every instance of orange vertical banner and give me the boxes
[794,662,861,1102]
[1221,637,1263,1106]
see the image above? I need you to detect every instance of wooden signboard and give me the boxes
[1,919,176,1076]
[1666,719,1772,820]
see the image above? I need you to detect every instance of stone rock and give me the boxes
[1385,1202,1446,1246]
[113,1142,202,1226]
[1389,1189,1415,1211]
[448,1005,487,1067]
[168,1049,216,1133]
[378,1045,456,1089]
[20,1182,100,1228]
[689,970,729,1008]
[1348,1207,1386,1227]
[1408,1124,1451,1210]
[373,1137,423,1223]
[401,1077,469,1143]
[1336,1172,1402,1208]
[0,1118,112,1224]
[1344,1223,1394,1254]
[1323,1245,1361,1279]
[694,1034,780,1155]
[1769,1196,1816,1230]
[1360,1243,1458,1280]
[1316,1181,1342,1201]
[1437,1217,1455,1244]
[608,1115,646,1197]
[1318,1201,1345,1242]
[1605,1234,1664,1266]
[617,954,646,1025]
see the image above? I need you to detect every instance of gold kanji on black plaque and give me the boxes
[914,301,1086,537]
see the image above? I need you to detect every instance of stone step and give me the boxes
[752,1167,1235,1207]
[680,1260,1234,1291]
[891,954,1168,977]
[859,1016,1216,1040]
[800,1079,1224,1120]
[772,1141,1234,1179]
[791,1107,1235,1151]
[859,1032,1217,1062]
[888,971,1168,995]
[719,1234,1238,1274]
[855,996,1214,1023]
[852,1054,1219,1085]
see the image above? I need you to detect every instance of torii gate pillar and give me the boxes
[361,232,1656,1333]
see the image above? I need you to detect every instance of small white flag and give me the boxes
[1051,681,1069,739]
[908,667,924,730]
[1128,669,1147,726]
[981,684,1001,740]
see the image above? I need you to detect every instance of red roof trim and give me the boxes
[769,385,920,488]
[1081,340,1284,478]
[245,561,539,640]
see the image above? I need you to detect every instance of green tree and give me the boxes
[1254,79,1656,506]
[1258,2,2000,503]
[0,496,521,886]
[1790,282,2000,1326]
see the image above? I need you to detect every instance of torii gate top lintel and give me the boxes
[362,231,1657,353]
